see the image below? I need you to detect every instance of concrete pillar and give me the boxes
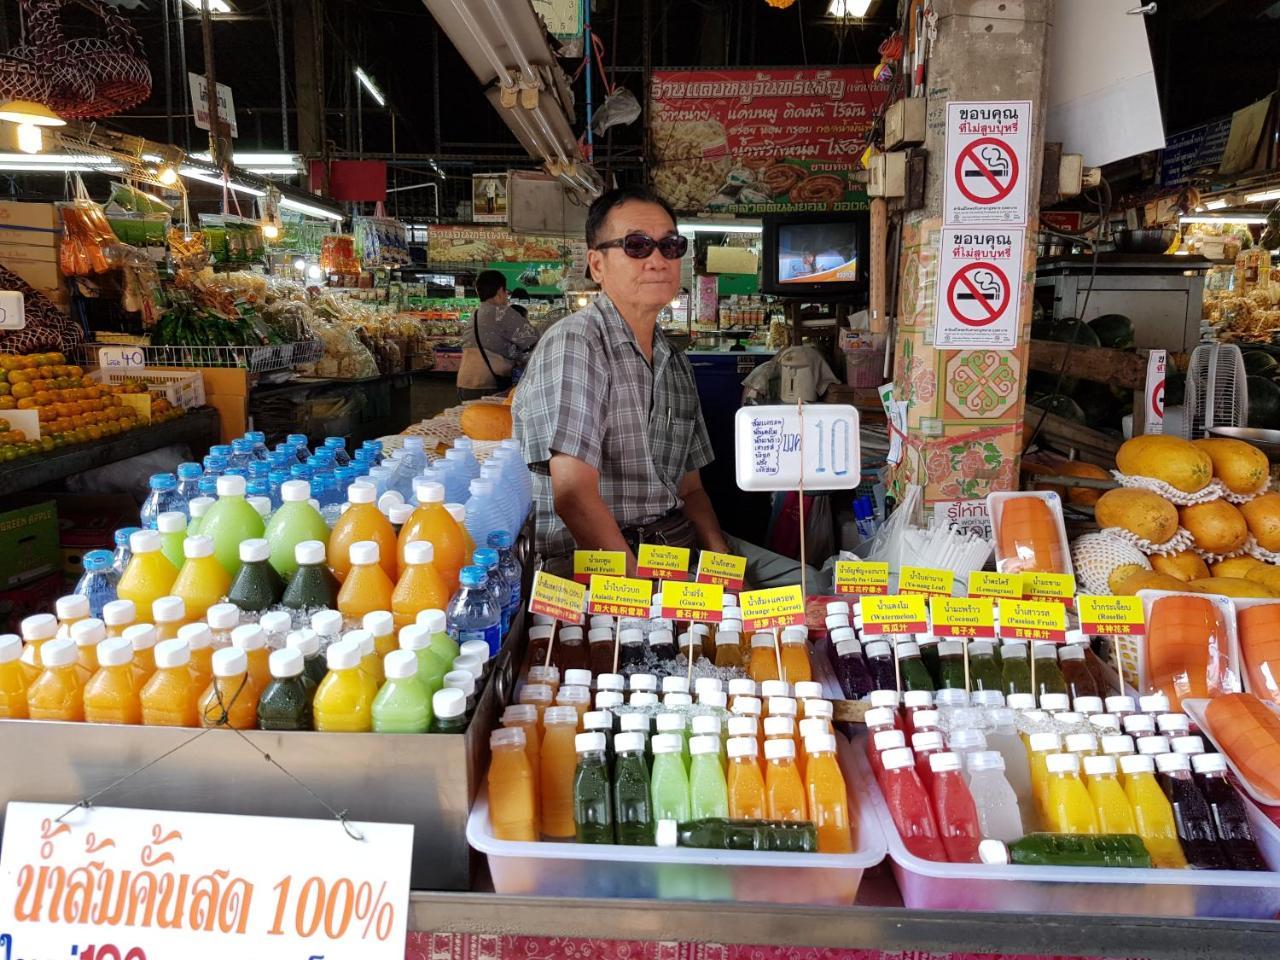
[293,0,326,188]
[888,0,1054,508]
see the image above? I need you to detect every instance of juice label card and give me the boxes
[899,565,953,596]
[1023,571,1076,608]
[833,560,890,596]
[1078,594,1145,636]
[930,596,996,638]
[572,550,626,585]
[860,594,928,635]
[695,551,748,590]
[968,570,1023,600]
[529,571,587,622]
[740,585,806,632]
[588,575,652,619]
[999,598,1067,643]
[636,544,691,581]
[660,580,724,622]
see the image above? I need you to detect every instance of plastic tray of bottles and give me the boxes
[466,736,886,904]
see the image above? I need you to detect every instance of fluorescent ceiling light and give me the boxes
[0,162,123,172]
[192,151,297,166]
[280,196,344,221]
[182,0,232,13]
[828,0,873,16]
[0,152,113,164]
[142,153,163,164]
[179,166,266,196]
[678,221,762,234]
[1180,214,1268,225]
[1245,188,1280,204]
[355,68,386,107]
[1203,198,1229,211]
[245,168,299,176]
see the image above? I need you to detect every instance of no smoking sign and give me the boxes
[944,101,1031,226]
[934,229,1025,349]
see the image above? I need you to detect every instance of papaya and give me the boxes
[1241,493,1280,552]
[1145,593,1231,711]
[1112,570,1190,595]
[1149,551,1210,583]
[1032,460,1112,507]
[1212,556,1267,578]
[1107,562,1152,594]
[1204,694,1280,799]
[1193,438,1270,496]
[1180,500,1249,555]
[1094,488,1179,544]
[1245,564,1280,597]
[460,403,513,441]
[1115,435,1213,494]
[1237,604,1280,706]
[1186,577,1277,599]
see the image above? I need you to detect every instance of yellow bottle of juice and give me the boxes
[488,726,537,840]
[1120,754,1188,868]
[139,638,199,728]
[328,482,399,582]
[83,636,141,725]
[0,633,30,718]
[312,638,374,732]
[399,482,469,592]
[177,622,214,692]
[151,595,187,642]
[391,540,451,628]
[501,703,542,830]
[539,705,580,839]
[1083,754,1138,834]
[347,629,384,692]
[19,612,58,686]
[53,595,88,641]
[727,735,766,818]
[779,627,813,684]
[199,647,259,729]
[117,530,178,622]
[230,623,271,695]
[1027,732,1062,830]
[26,637,85,721]
[1044,752,1100,834]
[121,624,158,686]
[101,599,136,640]
[337,541,396,623]
[764,738,808,822]
[363,610,398,662]
[804,732,854,853]
[170,535,232,621]
[748,632,781,684]
[69,618,106,683]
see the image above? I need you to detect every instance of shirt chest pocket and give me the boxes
[649,401,698,486]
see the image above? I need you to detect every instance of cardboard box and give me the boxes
[0,201,60,232]
[0,252,61,294]
[0,571,65,634]
[0,499,59,590]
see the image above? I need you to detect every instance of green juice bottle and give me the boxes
[688,735,730,820]
[656,713,691,771]
[417,608,459,663]
[1032,643,1069,698]
[284,629,325,692]
[655,818,818,852]
[199,475,266,577]
[156,511,188,570]
[917,634,942,687]
[257,648,314,731]
[969,641,1004,692]
[282,540,339,611]
[896,641,936,692]
[613,731,654,845]
[573,731,614,843]
[980,832,1152,868]
[1001,641,1032,695]
[650,733,692,822]
[398,623,450,700]
[936,640,967,690]
[372,650,432,733]
[264,480,331,580]
[227,538,284,613]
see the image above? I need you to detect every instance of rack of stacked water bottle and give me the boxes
[818,596,1280,916]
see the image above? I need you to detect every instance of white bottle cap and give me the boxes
[217,475,246,497]
[280,480,311,503]
[835,638,862,658]
[596,672,625,692]
[912,730,944,752]
[1083,754,1118,777]
[417,609,448,633]
[101,600,136,627]
[181,534,213,560]
[444,669,475,696]
[231,624,265,651]
[1039,692,1070,712]
[1123,714,1156,736]
[151,596,185,624]
[630,692,659,708]
[782,625,807,643]
[286,629,320,657]
[614,731,646,754]
[693,677,724,698]
[128,529,161,554]
[445,504,467,524]
[826,600,851,615]
[414,480,445,504]
[768,696,798,718]
[258,610,292,637]
[469,479,493,498]
[863,706,896,729]
[1065,733,1098,754]
[1157,713,1191,735]
[1119,753,1155,776]
[869,689,901,710]
[349,541,380,566]
[1089,714,1122,734]
[882,747,917,773]
[433,687,466,719]
[212,646,247,677]
[759,680,790,700]
[1101,734,1135,756]
[830,627,857,644]
[586,626,613,643]
[383,648,418,681]
[903,689,935,709]
[95,636,134,668]
[873,729,905,752]
[154,638,191,669]
[750,632,776,649]
[727,678,757,698]
[360,611,393,640]
[863,641,891,658]
[1155,752,1191,774]
[21,612,58,641]
[689,734,720,756]
[825,614,850,630]
[727,735,758,759]
[311,609,343,636]
[1046,753,1080,775]
[177,622,212,650]
[389,503,414,525]
[39,637,77,668]
[238,538,270,563]
[1191,753,1228,775]
[1005,693,1035,711]
[645,628,673,647]
[343,630,374,658]
[293,540,324,566]
[122,623,156,652]
[491,726,526,750]
[663,692,692,709]
[403,540,435,566]
[700,690,728,710]
[662,676,690,695]
[1029,732,1062,752]
[655,712,686,733]
[206,603,239,630]
[970,641,995,656]
[520,683,552,705]
[978,839,1010,865]
[1058,644,1085,661]
[1074,696,1105,715]
[156,511,187,535]
[619,714,650,734]
[764,738,796,761]
[1106,695,1137,713]
[1170,735,1205,756]
[799,717,828,741]
[583,710,612,733]
[937,640,963,657]
[325,638,361,670]
[348,483,376,505]
[731,695,762,717]
[929,751,962,773]
[54,596,89,623]
[652,733,683,755]
[968,750,1006,772]
[727,715,757,738]
[1139,692,1171,714]
[559,668,589,688]
[188,497,214,519]
[1001,641,1028,659]
[691,714,722,737]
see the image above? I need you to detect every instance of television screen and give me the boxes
[775,221,860,285]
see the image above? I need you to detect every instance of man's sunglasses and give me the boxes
[593,232,689,260]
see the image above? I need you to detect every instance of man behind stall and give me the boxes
[515,186,814,588]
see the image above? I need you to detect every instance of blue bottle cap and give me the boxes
[198,476,219,495]
[268,469,290,485]
[459,565,488,588]
[267,451,290,469]
[177,462,202,480]
[248,462,270,479]
[473,547,499,569]
[487,530,513,549]
[232,438,254,453]
[248,479,270,497]
[149,473,177,491]
[225,467,248,479]
[204,455,228,471]
[290,464,314,480]
[210,444,232,458]
[324,437,346,450]
[362,439,382,452]
[246,431,266,444]
[114,526,140,547]
[83,550,113,572]
[287,434,308,446]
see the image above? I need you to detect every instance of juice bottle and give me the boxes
[329,483,398,582]
[779,630,812,684]
[613,730,654,844]
[1082,754,1137,834]
[1027,732,1062,830]
[727,735,766,818]
[198,647,258,729]
[264,480,331,579]
[489,727,538,841]
[650,732,692,823]
[863,643,898,692]
[572,731,614,843]
[70,618,106,682]
[0,633,29,718]
[714,631,743,669]
[282,540,339,611]
[313,638,374,732]
[1192,753,1268,871]
[1120,754,1188,868]
[53,596,88,642]
[805,733,853,853]
[502,704,542,825]
[764,739,807,822]
[101,599,136,640]
[400,481,469,591]
[897,641,935,692]
[1058,645,1100,701]
[540,705,580,839]
[346,629,383,693]
[361,610,397,664]
[156,511,187,570]
[391,541,450,629]
[748,632,781,683]
[231,623,272,695]
[337,541,396,623]
[432,687,468,733]
[186,496,214,537]
[880,746,948,861]
[968,642,1004,692]
[979,833,1153,868]
[116,530,178,623]
[902,689,934,737]
[647,629,677,664]
[655,816,820,851]
[833,635,876,700]
[171,535,232,620]
[151,595,187,642]
[226,538,284,613]
[177,622,213,691]
[372,649,432,733]
[139,638,199,727]
[656,712,691,770]
[1155,751,1229,869]
[286,629,327,691]
[26,637,85,721]
[929,752,982,862]
[863,707,898,781]
[257,648,314,731]
[1001,642,1032,696]
[397,623,449,699]
[417,608,459,665]
[20,612,59,686]
[966,751,1025,843]
[446,502,476,558]
[911,730,945,795]
[936,641,967,690]
[200,475,266,577]
[689,735,730,820]
[1032,644,1068,698]
[120,623,156,684]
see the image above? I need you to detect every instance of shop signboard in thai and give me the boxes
[649,68,888,214]
[426,226,587,294]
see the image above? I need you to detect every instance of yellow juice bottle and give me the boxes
[1083,754,1138,834]
[348,629,384,692]
[26,637,85,721]
[83,636,141,725]
[53,596,88,642]
[488,727,537,841]
[151,595,187,642]
[121,624,158,687]
[779,628,813,684]
[363,610,398,661]
[19,612,58,686]
[1027,732,1062,831]
[727,735,766,817]
[0,634,30,718]
[230,623,271,695]
[1120,754,1188,868]
[501,703,542,831]
[1044,752,1099,834]
[804,732,854,853]
[199,647,259,729]
[69,618,106,683]
[391,540,451,628]
[764,738,808,822]
[399,483,470,592]
[337,541,396,623]
[327,483,398,582]
[539,705,580,839]
[313,638,373,732]
[171,535,232,621]
[748,632,781,684]
[116,530,178,622]
[177,622,214,692]
[139,639,199,727]
[101,599,136,640]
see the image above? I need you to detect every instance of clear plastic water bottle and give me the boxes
[209,443,233,460]
[140,474,181,529]
[480,462,516,534]
[307,452,334,476]
[229,438,256,472]
[324,436,351,467]
[203,454,228,477]
[224,467,249,480]
[248,463,271,488]
[198,475,219,499]
[245,430,269,461]
[352,448,374,474]
[464,478,506,547]
[267,449,291,472]
[487,529,523,623]
[361,439,384,466]
[335,466,358,493]
[75,549,119,618]
[111,526,140,576]
[287,434,311,462]
[248,478,271,501]
[452,437,481,481]
[446,564,502,656]
[267,468,289,508]
[439,452,472,505]
[290,463,314,483]
[175,462,203,507]
[472,547,509,635]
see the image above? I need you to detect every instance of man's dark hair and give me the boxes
[511,287,530,299]
[475,269,507,301]
[585,186,678,249]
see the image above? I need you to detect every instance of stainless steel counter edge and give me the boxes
[407,892,1280,958]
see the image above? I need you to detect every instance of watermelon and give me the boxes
[1244,350,1279,376]
[1088,314,1135,350]
[1248,376,1280,428]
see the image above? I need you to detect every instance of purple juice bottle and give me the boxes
[832,632,875,699]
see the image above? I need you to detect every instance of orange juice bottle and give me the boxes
[171,535,232,621]
[101,599,136,640]
[363,610,397,662]
[328,483,398,582]
[19,612,58,685]
[727,735,766,818]
[780,628,813,684]
[69,618,106,682]
[230,623,271,694]
[400,481,468,591]
[348,629,384,691]
[539,705,580,839]
[804,732,853,852]
[199,647,259,729]
[502,703,542,827]
[26,637,85,721]
[151,596,187,641]
[121,624,157,686]
[488,727,538,840]
[337,541,395,622]
[748,632,781,684]
[83,636,141,725]
[313,638,374,732]
[139,638,199,727]
[391,540,451,628]
[116,530,178,622]
[53,595,88,641]
[0,633,30,718]
[764,738,807,822]
[177,622,214,691]
[206,603,239,649]
[445,503,475,559]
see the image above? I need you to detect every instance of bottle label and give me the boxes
[458,625,501,655]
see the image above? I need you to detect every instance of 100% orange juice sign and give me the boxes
[0,802,412,960]
[529,571,587,622]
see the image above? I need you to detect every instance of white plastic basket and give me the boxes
[90,368,206,410]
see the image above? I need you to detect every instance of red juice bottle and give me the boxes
[868,689,904,731]
[911,729,945,795]
[871,728,906,788]
[929,752,983,863]
[864,706,897,779]
[881,746,948,861]
[903,689,936,738]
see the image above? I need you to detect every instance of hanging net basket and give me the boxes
[0,44,53,104]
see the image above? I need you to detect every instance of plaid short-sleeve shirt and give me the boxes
[514,294,714,558]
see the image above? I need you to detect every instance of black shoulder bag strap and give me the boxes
[473,308,511,389]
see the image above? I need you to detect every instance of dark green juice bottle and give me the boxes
[655,817,818,852]
[257,648,314,730]
[613,731,654,845]
[431,688,468,733]
[896,641,935,692]
[917,635,942,687]
[968,640,1004,692]
[980,832,1152,868]
[227,538,285,612]
[937,640,967,690]
[1032,643,1068,697]
[1000,641,1032,695]
[281,540,338,610]
[286,629,326,691]
[573,731,614,843]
